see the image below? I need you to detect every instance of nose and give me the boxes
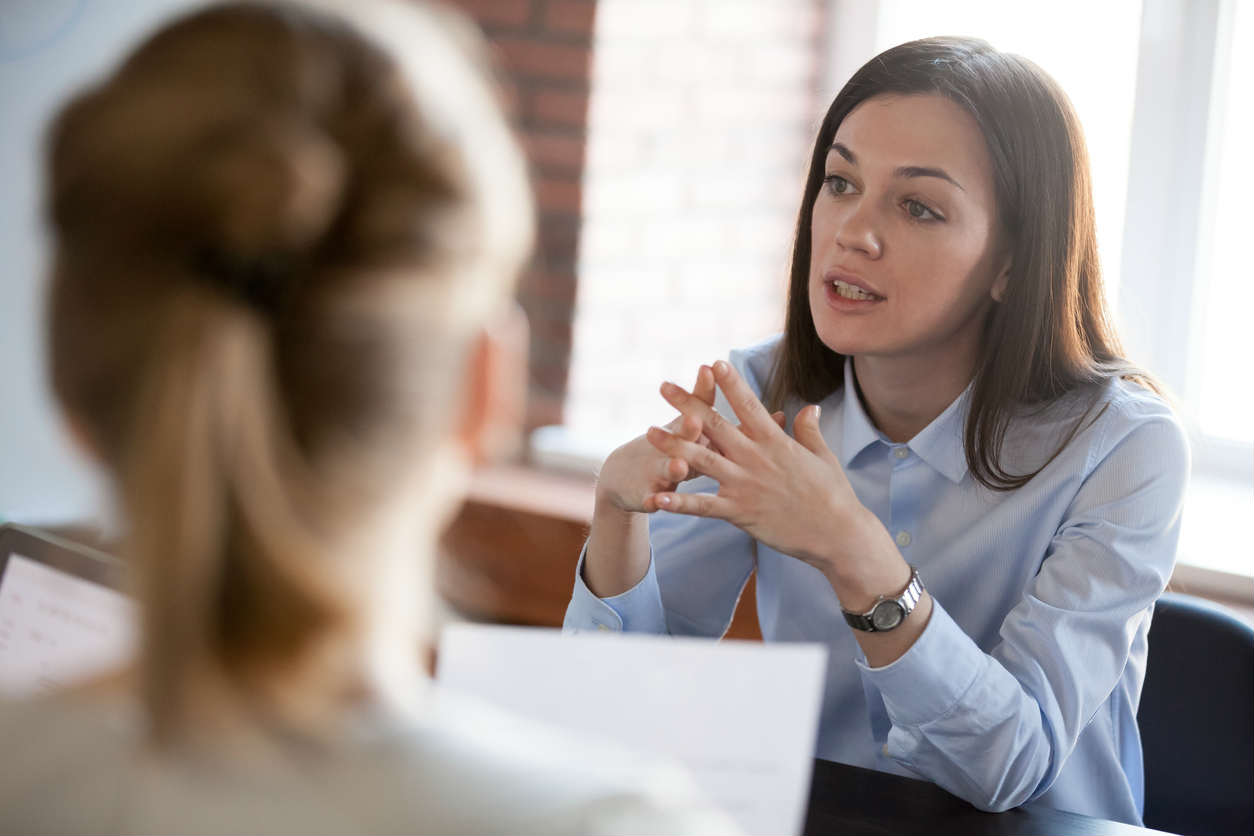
[833,201,883,259]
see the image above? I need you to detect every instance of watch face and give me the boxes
[871,601,905,631]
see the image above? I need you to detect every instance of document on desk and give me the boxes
[437,624,828,836]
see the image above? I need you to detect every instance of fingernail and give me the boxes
[713,360,729,376]
[657,495,672,507]
[813,404,822,419]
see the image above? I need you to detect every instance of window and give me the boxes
[1157,0,1253,578]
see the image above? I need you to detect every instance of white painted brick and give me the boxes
[568,0,819,442]
[594,0,697,41]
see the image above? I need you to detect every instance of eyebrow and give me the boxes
[829,141,965,192]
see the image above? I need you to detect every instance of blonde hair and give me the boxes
[44,1,532,742]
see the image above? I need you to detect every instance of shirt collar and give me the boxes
[837,358,882,469]
[836,358,971,484]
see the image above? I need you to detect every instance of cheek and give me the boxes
[808,200,840,269]
[904,227,996,305]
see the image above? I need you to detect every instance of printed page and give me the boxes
[438,624,827,836]
[0,554,136,696]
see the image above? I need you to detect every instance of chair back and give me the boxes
[1138,592,1254,836]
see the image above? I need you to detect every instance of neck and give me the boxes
[353,515,441,715]
[851,339,980,443]
[354,448,469,713]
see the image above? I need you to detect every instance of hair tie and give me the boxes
[194,247,296,316]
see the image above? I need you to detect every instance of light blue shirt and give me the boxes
[564,335,1189,825]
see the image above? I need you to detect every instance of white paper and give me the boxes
[437,624,827,836]
[0,554,136,696]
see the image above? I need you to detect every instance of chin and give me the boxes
[812,323,863,357]
[808,307,863,355]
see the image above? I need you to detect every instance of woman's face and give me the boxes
[808,93,1009,365]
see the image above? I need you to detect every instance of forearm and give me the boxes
[583,493,652,598]
[819,508,928,667]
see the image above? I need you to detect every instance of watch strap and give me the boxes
[841,567,924,632]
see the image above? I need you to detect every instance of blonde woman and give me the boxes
[0,2,731,833]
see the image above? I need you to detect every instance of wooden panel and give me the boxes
[725,572,762,641]
[438,498,588,626]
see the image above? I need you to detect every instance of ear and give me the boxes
[990,258,1011,303]
[456,305,529,465]
[62,411,105,466]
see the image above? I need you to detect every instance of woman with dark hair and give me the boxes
[566,37,1188,825]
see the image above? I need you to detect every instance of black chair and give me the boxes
[1138,592,1254,836]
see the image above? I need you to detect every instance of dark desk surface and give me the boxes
[804,759,1173,836]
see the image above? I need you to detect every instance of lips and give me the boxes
[822,269,882,299]
[823,269,884,299]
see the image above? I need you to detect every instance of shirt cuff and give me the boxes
[562,542,669,634]
[855,598,986,727]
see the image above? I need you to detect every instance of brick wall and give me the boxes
[445,0,596,429]
[448,0,826,441]
[564,0,826,448]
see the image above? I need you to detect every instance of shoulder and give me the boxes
[727,334,784,398]
[1079,378,1189,481]
[0,696,136,834]
[0,691,736,835]
[1004,377,1189,488]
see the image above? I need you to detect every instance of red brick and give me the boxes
[530,249,576,277]
[494,36,591,82]
[524,393,565,430]
[525,325,570,358]
[529,323,572,355]
[522,295,576,326]
[530,90,589,128]
[494,77,522,122]
[446,0,534,28]
[542,0,596,36]
[520,269,577,301]
[529,357,572,394]
[534,175,582,214]
[537,214,580,248]
[522,131,586,172]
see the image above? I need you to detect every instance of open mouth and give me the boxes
[828,279,884,302]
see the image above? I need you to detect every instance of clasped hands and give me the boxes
[638,360,891,585]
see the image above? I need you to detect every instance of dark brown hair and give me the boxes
[45,1,531,740]
[764,36,1155,490]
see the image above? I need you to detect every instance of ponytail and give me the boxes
[123,289,348,742]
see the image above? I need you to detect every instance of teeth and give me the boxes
[833,280,876,300]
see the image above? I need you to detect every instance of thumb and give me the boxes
[794,404,834,459]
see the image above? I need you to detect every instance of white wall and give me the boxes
[0,0,199,524]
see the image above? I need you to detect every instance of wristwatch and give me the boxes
[841,567,924,632]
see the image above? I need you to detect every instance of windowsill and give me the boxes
[528,424,614,481]
[467,459,595,525]
[1166,564,1254,626]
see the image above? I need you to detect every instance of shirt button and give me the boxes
[895,530,912,547]
[893,446,909,459]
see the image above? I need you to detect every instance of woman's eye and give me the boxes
[823,175,853,195]
[904,199,940,221]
